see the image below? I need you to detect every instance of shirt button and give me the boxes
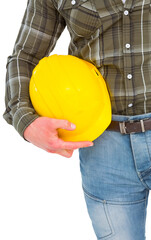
[124,10,129,15]
[125,43,130,49]
[71,0,76,5]
[128,103,133,107]
[127,74,132,79]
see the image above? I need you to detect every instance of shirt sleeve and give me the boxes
[3,0,66,139]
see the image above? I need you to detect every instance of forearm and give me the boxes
[3,0,66,139]
[3,57,40,138]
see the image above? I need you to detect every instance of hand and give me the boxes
[24,117,93,158]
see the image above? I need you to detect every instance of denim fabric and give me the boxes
[78,113,151,240]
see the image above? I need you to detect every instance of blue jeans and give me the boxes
[78,113,151,240]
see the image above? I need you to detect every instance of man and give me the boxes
[3,0,151,239]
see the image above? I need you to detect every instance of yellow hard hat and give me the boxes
[29,54,112,142]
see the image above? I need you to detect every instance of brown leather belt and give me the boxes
[106,117,151,134]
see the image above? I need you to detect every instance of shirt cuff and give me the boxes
[4,107,40,140]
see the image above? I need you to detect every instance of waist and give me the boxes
[106,113,151,134]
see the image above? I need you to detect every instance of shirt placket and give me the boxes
[122,0,134,113]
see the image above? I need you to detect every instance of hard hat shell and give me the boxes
[29,54,112,142]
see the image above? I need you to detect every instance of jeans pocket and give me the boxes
[83,187,114,239]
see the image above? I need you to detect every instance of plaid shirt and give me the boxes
[3,0,151,138]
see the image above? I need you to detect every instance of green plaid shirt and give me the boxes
[3,0,151,138]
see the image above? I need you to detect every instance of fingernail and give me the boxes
[71,123,76,129]
[88,143,94,146]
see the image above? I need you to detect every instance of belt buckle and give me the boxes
[119,121,129,134]
[119,118,149,134]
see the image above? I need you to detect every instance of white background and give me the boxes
[0,1,151,240]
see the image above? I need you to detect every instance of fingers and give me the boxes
[47,148,74,158]
[54,138,94,150]
[58,149,74,158]
[51,118,76,131]
[49,118,94,149]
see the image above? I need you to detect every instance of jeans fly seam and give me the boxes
[140,166,151,175]
[141,168,151,178]
[129,134,150,190]
[144,131,151,164]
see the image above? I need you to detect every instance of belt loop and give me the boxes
[140,119,145,132]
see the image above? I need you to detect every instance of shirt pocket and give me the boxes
[131,0,151,12]
[59,0,102,38]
